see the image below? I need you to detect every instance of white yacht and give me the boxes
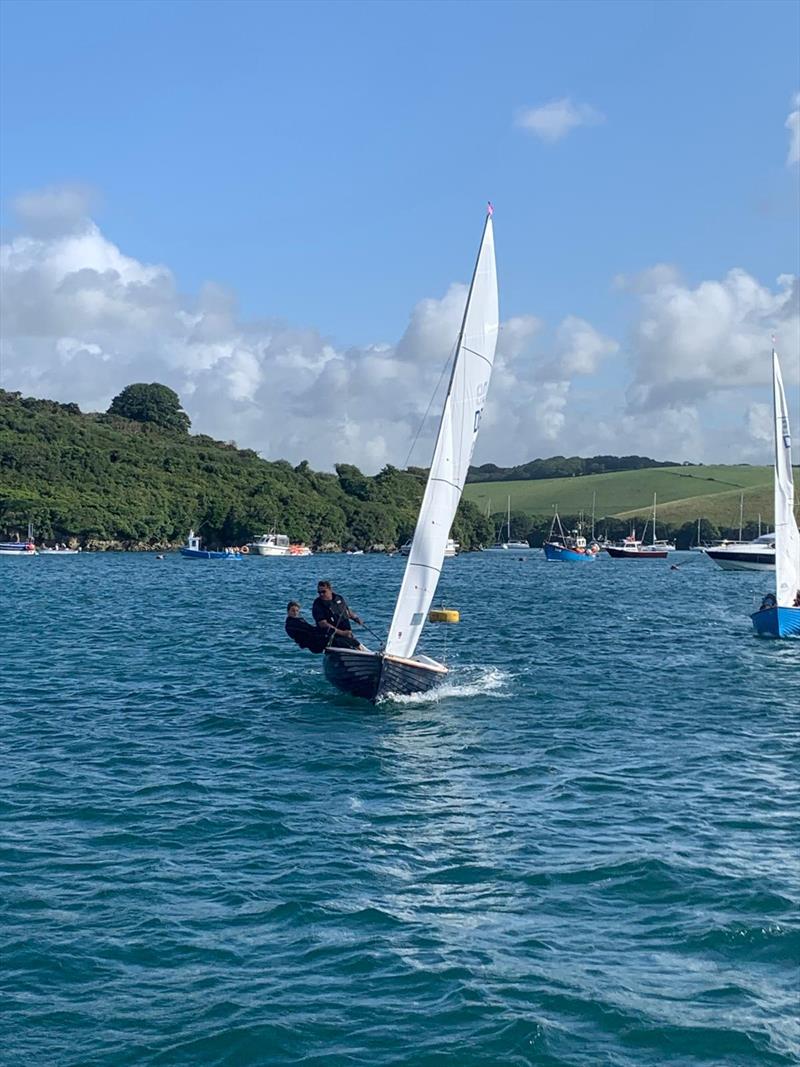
[247,531,312,557]
[482,496,532,552]
[703,533,775,572]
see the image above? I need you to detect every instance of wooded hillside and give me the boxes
[0,388,491,550]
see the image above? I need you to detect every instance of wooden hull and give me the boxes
[323,648,447,702]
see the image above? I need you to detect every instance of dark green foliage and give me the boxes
[107,383,191,434]
[0,389,491,550]
[469,454,682,483]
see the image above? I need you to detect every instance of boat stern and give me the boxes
[376,653,448,700]
[322,649,449,702]
[751,606,800,638]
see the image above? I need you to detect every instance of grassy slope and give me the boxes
[463,465,787,522]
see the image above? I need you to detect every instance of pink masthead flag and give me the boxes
[487,201,494,216]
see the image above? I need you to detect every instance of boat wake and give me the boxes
[379,665,510,705]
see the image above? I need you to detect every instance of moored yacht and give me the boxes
[604,495,675,559]
[604,532,671,559]
[247,530,312,556]
[482,496,532,552]
[704,533,775,572]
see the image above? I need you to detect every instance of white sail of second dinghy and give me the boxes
[385,211,499,660]
[772,349,800,607]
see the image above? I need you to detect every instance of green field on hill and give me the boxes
[463,465,783,523]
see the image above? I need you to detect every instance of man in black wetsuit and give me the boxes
[311,580,364,649]
[284,601,328,653]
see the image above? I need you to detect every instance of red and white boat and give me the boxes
[605,495,675,559]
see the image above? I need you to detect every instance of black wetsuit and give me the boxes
[312,592,359,648]
[285,616,328,654]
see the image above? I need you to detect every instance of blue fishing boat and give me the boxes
[750,348,800,638]
[179,530,243,560]
[543,510,599,562]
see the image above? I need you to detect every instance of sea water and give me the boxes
[2,552,798,1066]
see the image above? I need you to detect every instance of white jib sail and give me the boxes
[772,350,800,607]
[386,213,499,660]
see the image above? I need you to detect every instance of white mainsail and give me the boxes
[772,349,800,607]
[385,212,499,660]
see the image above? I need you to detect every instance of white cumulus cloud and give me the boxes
[515,97,605,143]
[625,267,799,412]
[746,402,772,444]
[786,91,800,166]
[1,187,797,472]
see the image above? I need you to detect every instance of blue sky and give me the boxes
[1,0,798,470]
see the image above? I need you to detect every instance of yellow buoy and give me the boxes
[428,608,460,624]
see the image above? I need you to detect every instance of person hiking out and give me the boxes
[311,580,364,649]
[284,601,328,654]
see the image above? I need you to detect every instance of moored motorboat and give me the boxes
[605,495,674,559]
[0,540,36,556]
[750,347,800,638]
[1,522,37,556]
[543,510,598,562]
[180,530,243,559]
[322,206,499,701]
[705,534,775,572]
[605,535,669,559]
[247,530,312,556]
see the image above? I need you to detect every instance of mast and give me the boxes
[652,493,657,544]
[738,492,744,541]
[591,491,596,540]
[507,496,511,543]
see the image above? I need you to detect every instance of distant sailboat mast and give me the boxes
[738,492,744,542]
[591,491,596,541]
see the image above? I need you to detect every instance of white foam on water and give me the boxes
[379,665,510,706]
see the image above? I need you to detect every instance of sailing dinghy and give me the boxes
[751,348,800,638]
[324,207,499,701]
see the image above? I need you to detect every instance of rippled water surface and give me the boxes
[2,552,799,1066]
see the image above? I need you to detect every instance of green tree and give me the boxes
[108,383,191,433]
